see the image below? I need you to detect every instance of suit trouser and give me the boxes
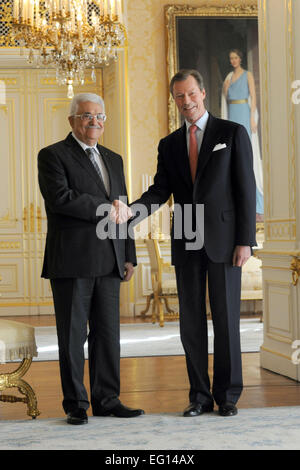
[175,248,243,406]
[50,272,121,414]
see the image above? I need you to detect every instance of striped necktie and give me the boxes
[86,147,105,186]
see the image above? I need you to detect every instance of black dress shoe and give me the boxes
[94,402,145,418]
[67,408,88,425]
[219,402,238,417]
[183,402,214,417]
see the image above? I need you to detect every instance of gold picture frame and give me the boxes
[165,3,258,134]
[165,2,264,226]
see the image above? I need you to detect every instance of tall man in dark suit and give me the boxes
[38,93,144,424]
[128,70,257,417]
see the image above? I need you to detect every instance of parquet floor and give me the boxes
[1,315,300,420]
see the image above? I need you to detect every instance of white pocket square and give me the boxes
[213,143,227,152]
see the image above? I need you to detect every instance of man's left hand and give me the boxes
[232,246,251,267]
[124,262,134,281]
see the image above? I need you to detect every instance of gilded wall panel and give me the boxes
[0,67,105,315]
[0,262,22,297]
[0,95,20,232]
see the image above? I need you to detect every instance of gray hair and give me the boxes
[170,69,205,96]
[69,93,105,116]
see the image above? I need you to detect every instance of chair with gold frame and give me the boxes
[0,319,40,419]
[141,237,179,327]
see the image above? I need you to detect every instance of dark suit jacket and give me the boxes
[133,113,257,265]
[38,133,136,279]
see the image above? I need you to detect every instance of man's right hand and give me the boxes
[110,199,133,224]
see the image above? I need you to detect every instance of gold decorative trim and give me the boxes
[0,78,17,85]
[29,203,35,233]
[40,76,96,86]
[290,257,300,286]
[0,301,53,307]
[23,207,28,233]
[0,241,21,250]
[260,265,290,271]
[266,220,296,241]
[260,345,293,361]
[0,98,18,229]
[36,206,42,233]
[266,332,292,345]
[258,250,300,256]
[0,358,40,418]
[261,266,292,271]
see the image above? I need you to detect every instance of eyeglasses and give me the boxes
[73,113,107,122]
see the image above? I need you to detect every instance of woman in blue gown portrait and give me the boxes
[222,49,264,222]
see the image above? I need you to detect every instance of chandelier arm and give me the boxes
[9,0,126,96]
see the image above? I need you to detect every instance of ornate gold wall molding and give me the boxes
[0,241,20,250]
[0,96,18,230]
[40,76,96,86]
[266,219,296,241]
[0,78,16,85]
[290,256,300,286]
[22,203,44,234]
[260,345,292,361]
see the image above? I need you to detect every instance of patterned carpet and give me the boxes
[1,406,299,450]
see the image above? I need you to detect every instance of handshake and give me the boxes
[110,199,133,224]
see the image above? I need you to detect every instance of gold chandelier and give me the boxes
[11,0,126,97]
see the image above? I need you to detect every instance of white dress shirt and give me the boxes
[72,132,110,194]
[185,110,209,155]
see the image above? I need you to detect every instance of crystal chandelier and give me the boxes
[11,0,126,98]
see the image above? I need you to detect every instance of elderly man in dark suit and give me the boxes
[38,93,144,424]
[126,69,256,417]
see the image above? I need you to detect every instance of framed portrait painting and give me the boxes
[165,3,264,221]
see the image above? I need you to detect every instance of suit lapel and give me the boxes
[174,125,193,191]
[65,133,108,195]
[195,113,221,180]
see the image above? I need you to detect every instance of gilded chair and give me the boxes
[0,319,40,418]
[141,238,179,327]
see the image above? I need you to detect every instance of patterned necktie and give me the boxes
[189,124,198,183]
[86,147,105,186]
